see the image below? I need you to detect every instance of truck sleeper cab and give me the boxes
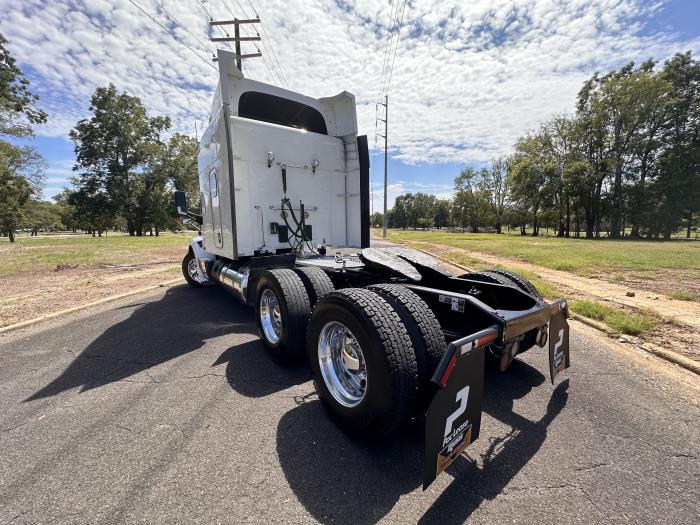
[175,49,570,490]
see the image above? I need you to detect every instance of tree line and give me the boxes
[379,52,699,239]
[0,34,198,242]
[2,31,698,242]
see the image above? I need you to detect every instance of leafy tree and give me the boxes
[0,33,47,137]
[433,199,451,228]
[140,133,199,235]
[478,157,510,233]
[160,133,199,207]
[411,193,437,229]
[510,131,557,236]
[52,189,80,232]
[66,183,115,237]
[0,141,45,241]
[454,168,481,232]
[370,211,383,228]
[0,33,47,241]
[22,199,62,235]
[653,52,700,239]
[392,194,409,229]
[70,84,170,236]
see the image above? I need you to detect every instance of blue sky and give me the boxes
[2,0,699,208]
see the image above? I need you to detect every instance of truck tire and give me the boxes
[460,269,512,287]
[464,269,544,355]
[486,269,544,302]
[367,284,445,411]
[256,269,311,362]
[294,267,334,306]
[307,288,418,439]
[182,250,204,288]
[462,269,543,301]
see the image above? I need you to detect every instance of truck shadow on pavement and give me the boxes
[214,343,311,397]
[26,285,257,401]
[276,359,569,524]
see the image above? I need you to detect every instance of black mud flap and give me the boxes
[548,301,570,384]
[423,327,495,490]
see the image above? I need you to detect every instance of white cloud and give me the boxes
[1,0,699,172]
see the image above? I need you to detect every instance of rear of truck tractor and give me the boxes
[175,48,570,489]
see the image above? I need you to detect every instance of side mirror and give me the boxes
[174,191,188,216]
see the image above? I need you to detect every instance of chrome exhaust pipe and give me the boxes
[210,259,250,304]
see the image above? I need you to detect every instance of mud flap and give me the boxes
[423,327,494,490]
[548,301,570,384]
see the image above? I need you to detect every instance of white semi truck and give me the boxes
[175,49,570,489]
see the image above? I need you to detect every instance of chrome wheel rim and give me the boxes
[260,288,282,344]
[318,321,367,407]
[187,258,199,281]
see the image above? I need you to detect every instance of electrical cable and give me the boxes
[384,0,408,95]
[280,198,317,255]
[219,0,281,86]
[127,0,217,71]
[376,0,398,104]
[151,0,214,56]
[198,0,257,79]
[245,0,290,88]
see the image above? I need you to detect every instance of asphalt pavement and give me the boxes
[0,283,698,524]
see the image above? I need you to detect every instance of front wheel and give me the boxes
[182,251,204,288]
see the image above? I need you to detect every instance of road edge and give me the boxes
[0,277,184,335]
[409,244,700,376]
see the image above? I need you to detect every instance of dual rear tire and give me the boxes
[255,267,335,362]
[255,268,445,439]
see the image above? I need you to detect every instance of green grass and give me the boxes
[669,290,696,301]
[0,233,195,276]
[380,229,700,278]
[569,299,658,336]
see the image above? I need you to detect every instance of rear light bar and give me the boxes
[550,300,568,318]
[433,326,500,387]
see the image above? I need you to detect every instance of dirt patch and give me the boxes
[0,263,182,328]
[607,268,700,302]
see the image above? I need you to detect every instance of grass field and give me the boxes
[569,299,658,336]
[380,229,700,277]
[1,233,195,276]
[376,228,700,342]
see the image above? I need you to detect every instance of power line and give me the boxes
[151,0,214,57]
[127,0,217,71]
[219,0,281,86]
[384,0,407,95]
[376,0,399,104]
[245,0,290,88]
[198,0,257,79]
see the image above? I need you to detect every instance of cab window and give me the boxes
[238,91,328,135]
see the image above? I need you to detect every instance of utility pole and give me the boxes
[378,95,388,238]
[209,18,262,71]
